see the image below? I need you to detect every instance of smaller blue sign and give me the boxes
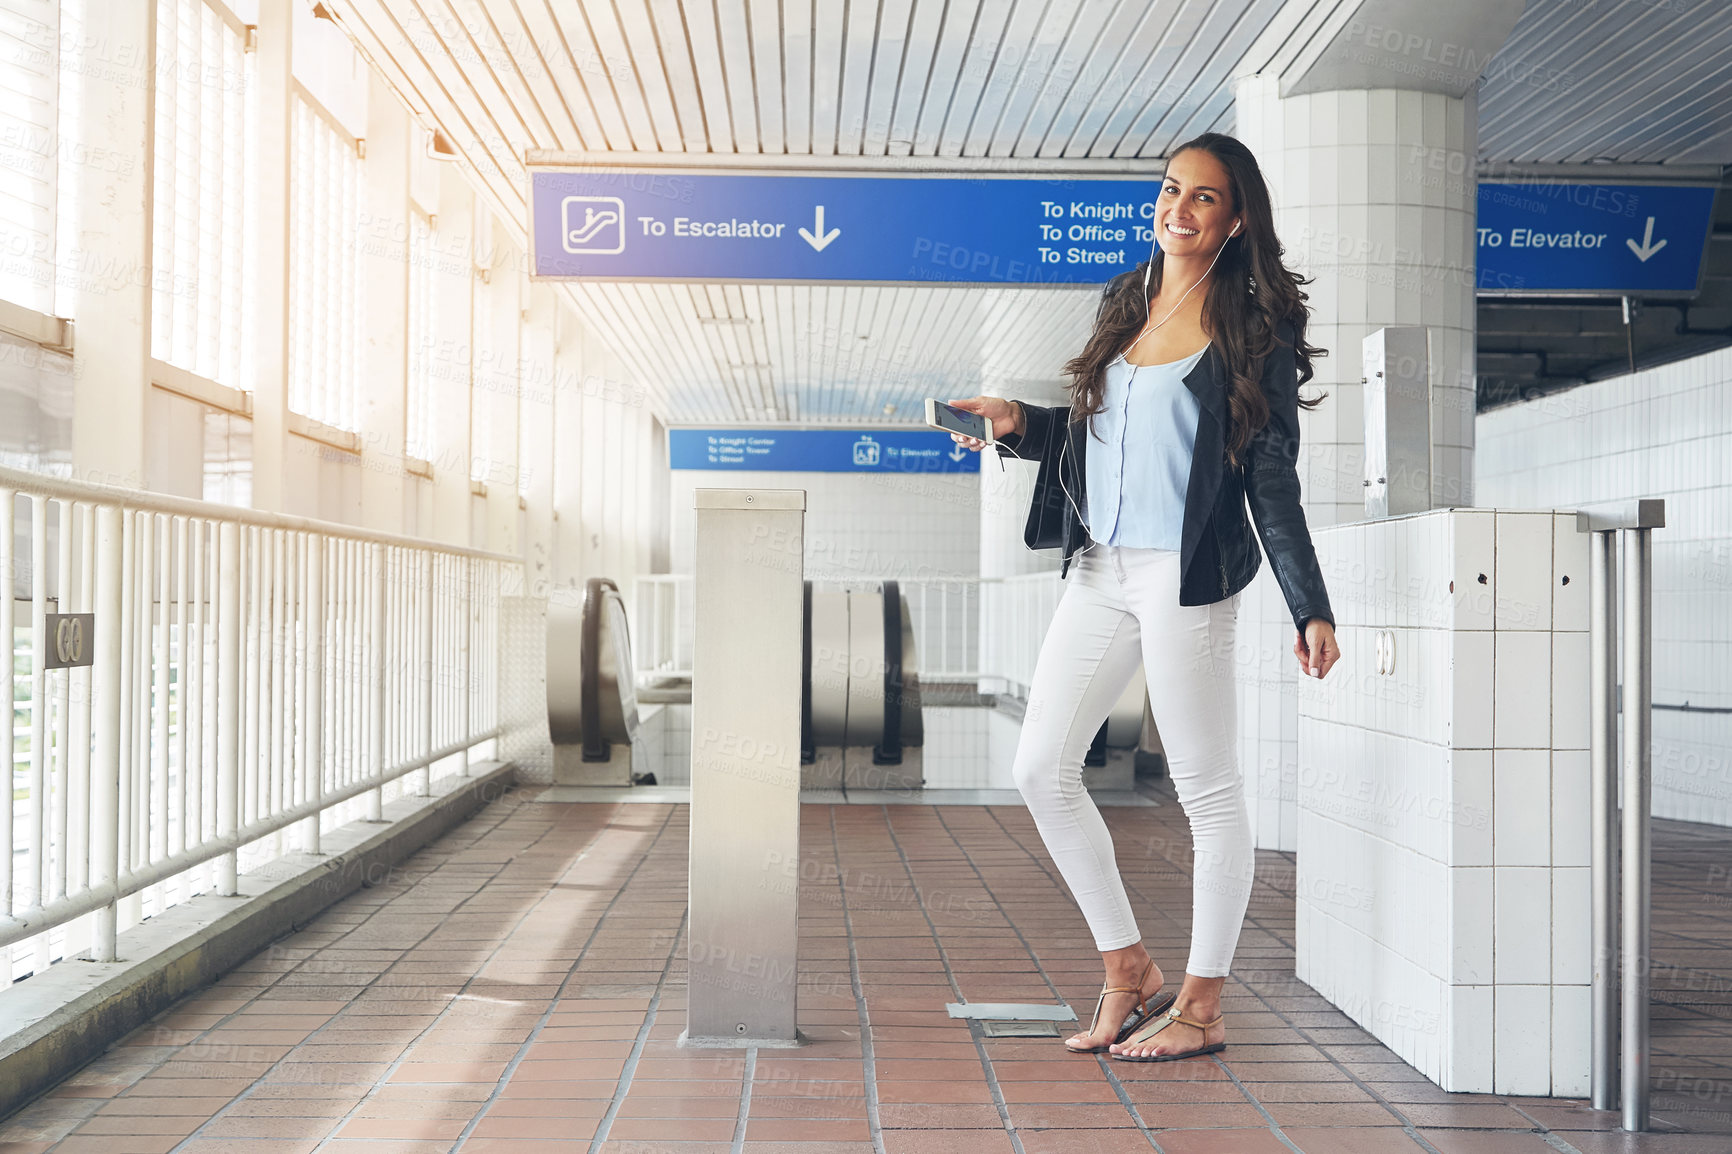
[670,429,980,473]
[1476,182,1717,295]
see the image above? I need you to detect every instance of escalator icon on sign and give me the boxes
[561,196,625,254]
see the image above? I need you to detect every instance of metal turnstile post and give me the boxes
[1589,528,1619,1113]
[1620,524,1653,1132]
[1579,499,1663,1132]
[687,489,805,1045]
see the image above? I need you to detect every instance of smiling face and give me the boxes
[1155,148,1239,257]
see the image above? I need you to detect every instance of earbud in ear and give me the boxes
[1230,219,1241,236]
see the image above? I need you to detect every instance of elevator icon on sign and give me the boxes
[561,196,625,254]
[852,436,880,467]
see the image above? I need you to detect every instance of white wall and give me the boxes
[1476,347,1732,826]
[551,325,660,594]
[980,455,1062,580]
[670,462,980,582]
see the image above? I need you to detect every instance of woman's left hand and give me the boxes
[1295,620,1339,679]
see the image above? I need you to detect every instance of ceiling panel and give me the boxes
[557,281,1096,423]
[1477,0,1732,164]
[327,0,1262,422]
[328,0,1283,196]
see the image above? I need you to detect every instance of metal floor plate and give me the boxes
[982,1019,1062,1037]
[945,1002,1078,1022]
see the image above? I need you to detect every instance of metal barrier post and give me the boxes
[1589,528,1619,1112]
[687,489,805,1045]
[1621,522,1654,1132]
[1579,499,1663,1131]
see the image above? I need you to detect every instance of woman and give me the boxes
[948,133,1340,1063]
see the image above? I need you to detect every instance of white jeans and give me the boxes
[1011,544,1253,977]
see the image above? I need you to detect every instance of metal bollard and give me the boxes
[1589,528,1618,1112]
[687,489,806,1046]
[1620,523,1653,1132]
[1578,498,1664,1131]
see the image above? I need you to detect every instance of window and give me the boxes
[405,211,433,461]
[287,96,362,432]
[0,0,62,314]
[151,0,256,390]
[0,329,72,474]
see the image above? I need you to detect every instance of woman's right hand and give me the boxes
[945,396,1024,451]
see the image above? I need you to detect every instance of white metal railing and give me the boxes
[633,574,693,681]
[2,465,518,983]
[633,573,984,684]
[978,571,1065,697]
[809,576,981,681]
[905,577,981,681]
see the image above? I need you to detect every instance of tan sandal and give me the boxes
[1063,959,1175,1054]
[1110,1004,1226,1062]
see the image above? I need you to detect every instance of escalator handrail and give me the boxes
[581,577,620,762]
[874,580,903,765]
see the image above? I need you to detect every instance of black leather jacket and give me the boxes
[995,285,1336,637]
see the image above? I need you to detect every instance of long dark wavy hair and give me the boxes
[1062,132,1326,468]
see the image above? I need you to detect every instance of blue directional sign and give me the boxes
[531,169,1160,285]
[1476,182,1717,295]
[670,429,980,473]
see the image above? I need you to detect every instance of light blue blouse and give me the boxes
[1084,344,1209,551]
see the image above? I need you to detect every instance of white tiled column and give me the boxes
[1232,77,1479,850]
[1234,77,1479,515]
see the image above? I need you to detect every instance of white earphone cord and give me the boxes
[984,216,1240,560]
[1004,218,1239,558]
[1131,217,1238,350]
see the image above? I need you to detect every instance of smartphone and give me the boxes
[925,398,994,445]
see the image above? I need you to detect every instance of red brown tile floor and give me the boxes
[2,784,1728,1153]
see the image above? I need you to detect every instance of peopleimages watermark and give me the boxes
[757,849,993,922]
[1297,764,1488,831]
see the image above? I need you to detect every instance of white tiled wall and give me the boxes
[634,704,668,782]
[1477,346,1732,826]
[980,455,1063,580]
[670,465,980,582]
[1298,507,1591,1097]
[637,702,692,785]
[1239,567,1301,849]
[919,707,1022,789]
